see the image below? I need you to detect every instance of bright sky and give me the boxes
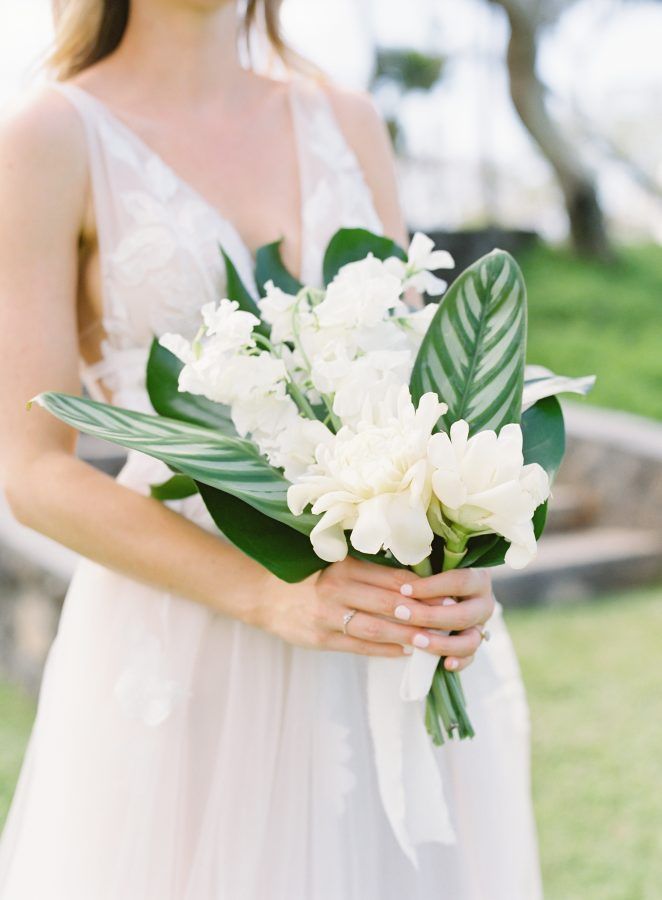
[1,0,661,238]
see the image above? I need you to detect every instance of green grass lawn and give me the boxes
[1,587,661,897]
[520,243,662,421]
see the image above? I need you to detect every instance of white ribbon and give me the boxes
[367,649,456,867]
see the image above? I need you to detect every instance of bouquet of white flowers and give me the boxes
[35,228,594,860]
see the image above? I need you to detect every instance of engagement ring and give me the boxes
[342,609,358,635]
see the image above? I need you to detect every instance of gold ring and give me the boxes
[342,609,358,635]
[479,628,491,643]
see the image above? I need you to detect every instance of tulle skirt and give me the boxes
[0,452,542,899]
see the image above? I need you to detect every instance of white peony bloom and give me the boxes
[385,233,454,296]
[257,281,300,344]
[259,413,334,481]
[287,387,448,565]
[315,255,403,329]
[428,420,550,569]
[200,299,260,352]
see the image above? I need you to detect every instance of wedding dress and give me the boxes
[0,77,543,900]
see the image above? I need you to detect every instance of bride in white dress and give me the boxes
[0,2,543,898]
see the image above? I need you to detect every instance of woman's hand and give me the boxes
[259,557,495,669]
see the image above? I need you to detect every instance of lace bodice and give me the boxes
[50,78,382,410]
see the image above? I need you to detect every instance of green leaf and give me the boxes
[410,249,527,435]
[322,228,406,285]
[196,483,324,583]
[150,474,198,501]
[255,239,302,296]
[36,392,317,537]
[220,248,269,337]
[521,395,565,482]
[146,339,236,432]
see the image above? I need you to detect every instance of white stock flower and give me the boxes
[386,232,454,296]
[201,299,260,351]
[287,387,448,565]
[257,281,300,344]
[315,255,403,329]
[428,420,550,569]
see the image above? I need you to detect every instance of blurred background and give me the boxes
[1,2,661,897]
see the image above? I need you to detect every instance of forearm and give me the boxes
[7,450,272,622]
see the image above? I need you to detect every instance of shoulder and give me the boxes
[317,80,407,245]
[0,83,87,196]
[320,82,391,158]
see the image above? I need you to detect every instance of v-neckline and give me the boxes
[62,79,306,284]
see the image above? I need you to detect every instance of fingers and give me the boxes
[391,595,493,631]
[325,633,407,658]
[340,608,482,659]
[401,568,491,601]
[340,556,416,592]
[444,653,475,672]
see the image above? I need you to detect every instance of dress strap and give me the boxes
[288,78,382,286]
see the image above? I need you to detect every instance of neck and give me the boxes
[109,1,245,105]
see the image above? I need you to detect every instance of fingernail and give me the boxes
[402,646,414,655]
[400,583,414,597]
[446,658,459,670]
[442,597,457,607]
[413,634,430,649]
[394,604,411,621]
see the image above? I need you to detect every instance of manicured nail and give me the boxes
[394,604,412,621]
[446,658,459,670]
[403,646,414,655]
[400,583,414,597]
[442,597,457,607]
[413,634,430,649]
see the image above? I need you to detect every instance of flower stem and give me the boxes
[412,541,474,744]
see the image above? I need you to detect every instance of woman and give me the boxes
[0,1,542,898]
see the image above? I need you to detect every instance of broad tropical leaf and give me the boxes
[197,483,324,582]
[220,248,269,337]
[35,392,317,536]
[146,339,236,433]
[521,395,565,481]
[322,228,406,285]
[410,250,527,435]
[150,474,198,501]
[255,239,303,296]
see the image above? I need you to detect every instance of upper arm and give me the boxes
[324,84,408,248]
[0,87,88,484]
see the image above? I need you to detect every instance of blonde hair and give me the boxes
[48,0,303,80]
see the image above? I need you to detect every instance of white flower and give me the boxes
[259,414,334,481]
[315,255,403,329]
[397,302,438,354]
[331,350,412,423]
[385,232,454,296]
[201,299,260,352]
[257,281,300,344]
[428,420,550,569]
[287,387,447,565]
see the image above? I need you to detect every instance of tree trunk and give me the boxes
[493,0,613,260]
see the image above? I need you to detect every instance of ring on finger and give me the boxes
[342,609,358,635]
[478,627,491,643]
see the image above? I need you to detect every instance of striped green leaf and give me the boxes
[35,392,317,537]
[410,250,527,435]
